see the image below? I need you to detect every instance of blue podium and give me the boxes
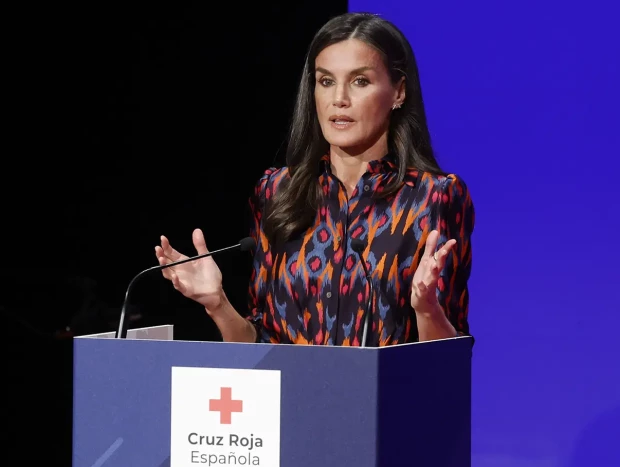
[73,325,472,467]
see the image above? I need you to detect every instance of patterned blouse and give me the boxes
[246,154,475,346]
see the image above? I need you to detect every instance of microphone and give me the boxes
[351,238,374,347]
[115,236,256,339]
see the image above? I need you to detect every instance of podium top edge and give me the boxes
[75,329,473,349]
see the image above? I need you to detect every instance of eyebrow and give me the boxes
[315,66,374,75]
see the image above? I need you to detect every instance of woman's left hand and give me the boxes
[410,230,456,314]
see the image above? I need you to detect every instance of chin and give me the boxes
[324,130,365,150]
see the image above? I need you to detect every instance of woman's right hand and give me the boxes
[155,228,225,313]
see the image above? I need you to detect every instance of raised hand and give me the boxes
[410,229,457,313]
[154,228,225,313]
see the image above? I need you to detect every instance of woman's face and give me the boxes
[314,39,404,155]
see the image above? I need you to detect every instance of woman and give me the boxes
[155,12,475,346]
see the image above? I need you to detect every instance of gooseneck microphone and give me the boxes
[351,238,374,348]
[115,236,256,339]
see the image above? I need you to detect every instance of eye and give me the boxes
[354,77,369,86]
[318,77,334,86]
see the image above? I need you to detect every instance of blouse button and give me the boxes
[326,292,332,298]
[363,185,370,192]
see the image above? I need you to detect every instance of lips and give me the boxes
[329,115,355,129]
[329,115,354,123]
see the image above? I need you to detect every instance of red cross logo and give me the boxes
[209,387,243,424]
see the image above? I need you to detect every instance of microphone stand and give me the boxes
[359,260,374,348]
[115,240,252,339]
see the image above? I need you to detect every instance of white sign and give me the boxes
[171,367,281,466]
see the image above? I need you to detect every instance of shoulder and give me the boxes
[252,166,290,198]
[438,174,473,208]
[255,167,288,194]
[407,169,472,202]
[421,172,475,232]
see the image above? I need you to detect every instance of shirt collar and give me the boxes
[319,153,398,175]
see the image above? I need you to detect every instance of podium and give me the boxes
[73,325,472,467]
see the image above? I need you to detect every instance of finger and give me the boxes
[415,279,428,296]
[155,245,173,268]
[171,272,186,294]
[192,228,209,255]
[155,250,174,280]
[160,235,187,262]
[424,230,439,259]
[435,239,457,268]
[419,253,443,285]
[155,245,168,262]
[413,277,437,303]
[420,263,439,287]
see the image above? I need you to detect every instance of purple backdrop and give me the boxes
[348,1,620,466]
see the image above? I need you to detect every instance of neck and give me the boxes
[329,140,388,190]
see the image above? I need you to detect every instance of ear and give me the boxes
[394,76,406,106]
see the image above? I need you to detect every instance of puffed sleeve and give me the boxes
[246,168,277,342]
[435,174,475,336]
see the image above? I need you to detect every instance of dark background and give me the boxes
[3,1,347,464]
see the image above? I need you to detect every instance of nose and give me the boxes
[332,85,350,108]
